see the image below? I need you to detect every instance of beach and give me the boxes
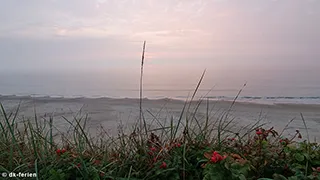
[1,95,319,141]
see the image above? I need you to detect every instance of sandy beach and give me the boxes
[1,95,319,141]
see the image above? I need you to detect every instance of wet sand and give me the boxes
[0,96,319,141]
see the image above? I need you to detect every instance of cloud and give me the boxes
[0,0,319,72]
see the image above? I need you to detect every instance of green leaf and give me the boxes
[261,140,268,147]
[311,160,320,166]
[204,173,225,180]
[294,153,304,162]
[287,176,298,180]
[238,174,246,180]
[284,147,291,153]
[302,152,310,161]
[224,162,230,170]
[273,174,288,180]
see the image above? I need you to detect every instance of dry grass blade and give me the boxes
[139,40,147,136]
[62,115,94,152]
[300,113,310,143]
[185,69,206,138]
[272,117,296,144]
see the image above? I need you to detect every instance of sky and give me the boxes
[0,0,319,74]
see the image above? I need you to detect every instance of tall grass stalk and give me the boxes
[139,40,147,137]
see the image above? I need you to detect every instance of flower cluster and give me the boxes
[256,128,263,135]
[202,151,228,168]
[56,148,67,156]
[210,151,227,163]
[150,146,157,152]
[174,143,181,148]
[255,127,279,137]
[227,138,236,141]
[160,162,167,169]
[147,146,167,169]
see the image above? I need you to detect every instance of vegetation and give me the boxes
[0,94,319,180]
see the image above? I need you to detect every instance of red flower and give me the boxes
[215,153,223,161]
[222,155,227,160]
[211,156,218,163]
[210,151,226,163]
[317,167,320,172]
[77,163,81,168]
[176,143,181,148]
[256,129,263,135]
[148,151,153,156]
[150,147,157,152]
[153,157,157,162]
[56,148,67,156]
[160,162,167,169]
[56,149,61,155]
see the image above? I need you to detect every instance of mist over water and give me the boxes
[1,66,319,105]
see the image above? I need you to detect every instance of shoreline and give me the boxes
[1,94,320,107]
[0,94,319,141]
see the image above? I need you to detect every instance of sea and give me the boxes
[0,68,319,105]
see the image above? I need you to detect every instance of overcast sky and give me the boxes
[0,0,319,73]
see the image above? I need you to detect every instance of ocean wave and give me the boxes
[204,96,320,100]
[199,96,320,105]
[1,94,320,105]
